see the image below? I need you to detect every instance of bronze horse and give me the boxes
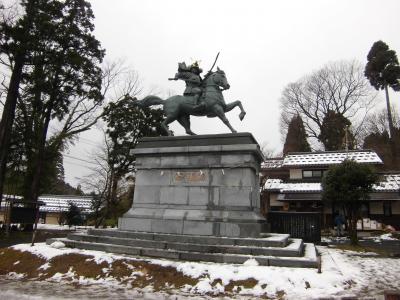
[129,68,246,135]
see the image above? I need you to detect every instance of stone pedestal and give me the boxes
[119,133,266,237]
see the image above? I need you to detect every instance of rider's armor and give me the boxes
[173,62,203,105]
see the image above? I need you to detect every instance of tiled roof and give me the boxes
[264,174,400,193]
[280,182,322,193]
[264,179,283,190]
[38,195,93,213]
[374,174,400,192]
[1,194,94,213]
[283,150,382,167]
[261,159,284,169]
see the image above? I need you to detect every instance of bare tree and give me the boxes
[361,106,400,170]
[260,141,280,159]
[362,106,399,138]
[80,133,133,227]
[47,60,141,148]
[78,62,145,226]
[280,60,378,149]
[80,136,112,227]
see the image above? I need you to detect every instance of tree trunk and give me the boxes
[0,0,37,206]
[384,84,397,169]
[347,206,359,245]
[0,55,25,207]
[27,112,52,203]
[109,175,120,220]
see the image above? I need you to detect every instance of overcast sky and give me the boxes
[64,0,400,187]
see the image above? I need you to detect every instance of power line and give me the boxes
[63,154,97,165]
[63,160,94,169]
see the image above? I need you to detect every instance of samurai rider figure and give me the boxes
[169,61,206,110]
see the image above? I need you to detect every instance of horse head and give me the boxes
[204,67,230,90]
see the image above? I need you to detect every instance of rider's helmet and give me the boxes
[190,61,203,75]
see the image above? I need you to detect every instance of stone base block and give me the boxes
[120,133,267,238]
[119,216,265,238]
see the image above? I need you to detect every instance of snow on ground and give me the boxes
[4,242,400,299]
[364,233,399,242]
[322,233,399,244]
[36,224,95,231]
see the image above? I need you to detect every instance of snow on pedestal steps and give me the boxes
[46,229,318,268]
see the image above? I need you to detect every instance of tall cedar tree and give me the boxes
[0,0,39,206]
[318,110,354,151]
[322,160,378,245]
[2,0,104,204]
[365,41,400,168]
[283,115,311,155]
[101,96,165,220]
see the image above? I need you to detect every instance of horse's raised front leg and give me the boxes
[224,100,246,121]
[214,105,237,133]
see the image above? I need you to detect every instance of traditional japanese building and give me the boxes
[262,150,400,230]
[0,194,93,225]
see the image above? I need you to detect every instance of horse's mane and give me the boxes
[201,69,224,87]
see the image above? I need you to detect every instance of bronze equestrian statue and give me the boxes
[127,59,246,136]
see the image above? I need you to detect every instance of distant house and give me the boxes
[261,150,400,230]
[0,194,93,225]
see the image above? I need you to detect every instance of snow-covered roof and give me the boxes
[1,194,93,214]
[283,150,382,167]
[264,174,400,193]
[281,182,322,193]
[264,179,283,190]
[374,174,400,192]
[39,195,93,213]
[261,159,284,169]
[265,180,322,193]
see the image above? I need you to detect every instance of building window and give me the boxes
[360,203,370,218]
[383,201,392,217]
[303,170,324,178]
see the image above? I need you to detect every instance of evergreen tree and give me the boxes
[100,96,165,220]
[65,202,84,227]
[322,160,378,245]
[0,0,39,207]
[365,41,400,167]
[283,115,311,155]
[0,0,104,205]
[365,41,400,91]
[318,110,354,151]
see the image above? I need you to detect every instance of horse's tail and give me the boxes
[133,95,164,108]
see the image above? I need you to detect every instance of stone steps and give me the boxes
[46,229,319,268]
[48,237,318,268]
[67,232,304,257]
[86,229,290,248]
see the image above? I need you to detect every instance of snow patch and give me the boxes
[6,242,400,299]
[7,272,25,279]
[243,258,259,266]
[38,263,51,270]
[50,241,65,249]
